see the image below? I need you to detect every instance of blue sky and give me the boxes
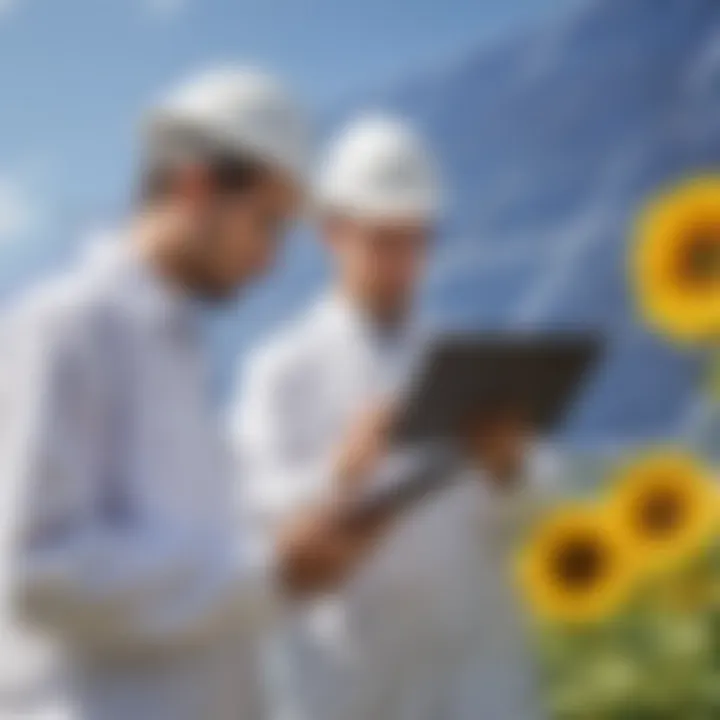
[0,0,569,256]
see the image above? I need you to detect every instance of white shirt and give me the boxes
[234,292,550,720]
[1,242,275,720]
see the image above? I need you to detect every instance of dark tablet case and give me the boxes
[393,332,603,443]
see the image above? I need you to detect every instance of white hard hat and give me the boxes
[147,67,310,182]
[315,114,442,221]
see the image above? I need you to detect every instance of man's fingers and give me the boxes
[278,504,388,597]
[366,399,398,436]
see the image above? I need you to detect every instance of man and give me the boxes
[2,70,403,720]
[235,115,550,720]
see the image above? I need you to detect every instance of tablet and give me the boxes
[392,331,603,443]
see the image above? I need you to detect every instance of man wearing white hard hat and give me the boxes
[235,115,549,720]
[2,71,407,720]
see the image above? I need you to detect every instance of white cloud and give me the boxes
[0,176,40,243]
[144,0,188,17]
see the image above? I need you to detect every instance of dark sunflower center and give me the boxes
[636,486,685,537]
[679,230,720,288]
[551,536,606,590]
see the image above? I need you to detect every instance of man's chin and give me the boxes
[194,268,269,304]
[190,279,243,305]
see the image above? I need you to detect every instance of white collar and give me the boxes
[312,289,425,350]
[83,233,200,334]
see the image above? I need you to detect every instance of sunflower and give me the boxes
[631,175,720,344]
[606,449,717,575]
[518,504,637,624]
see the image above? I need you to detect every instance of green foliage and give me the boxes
[539,546,720,719]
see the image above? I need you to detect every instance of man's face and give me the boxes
[325,215,431,318]
[186,169,301,300]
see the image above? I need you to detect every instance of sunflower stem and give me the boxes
[682,348,720,463]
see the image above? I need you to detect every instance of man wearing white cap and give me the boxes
[235,115,547,720]
[2,71,406,720]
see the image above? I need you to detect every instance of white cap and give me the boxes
[315,115,442,221]
[147,67,310,182]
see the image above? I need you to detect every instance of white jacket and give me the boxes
[234,292,550,720]
[1,243,276,720]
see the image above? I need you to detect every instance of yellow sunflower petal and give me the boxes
[606,448,717,576]
[517,503,637,625]
[631,176,720,344]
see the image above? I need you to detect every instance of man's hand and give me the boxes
[460,407,533,490]
[333,404,394,495]
[276,403,397,598]
[276,504,385,597]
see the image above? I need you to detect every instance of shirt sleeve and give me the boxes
[231,347,336,532]
[6,305,275,653]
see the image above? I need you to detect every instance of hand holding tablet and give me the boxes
[340,331,603,525]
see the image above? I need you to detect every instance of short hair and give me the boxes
[139,122,267,205]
